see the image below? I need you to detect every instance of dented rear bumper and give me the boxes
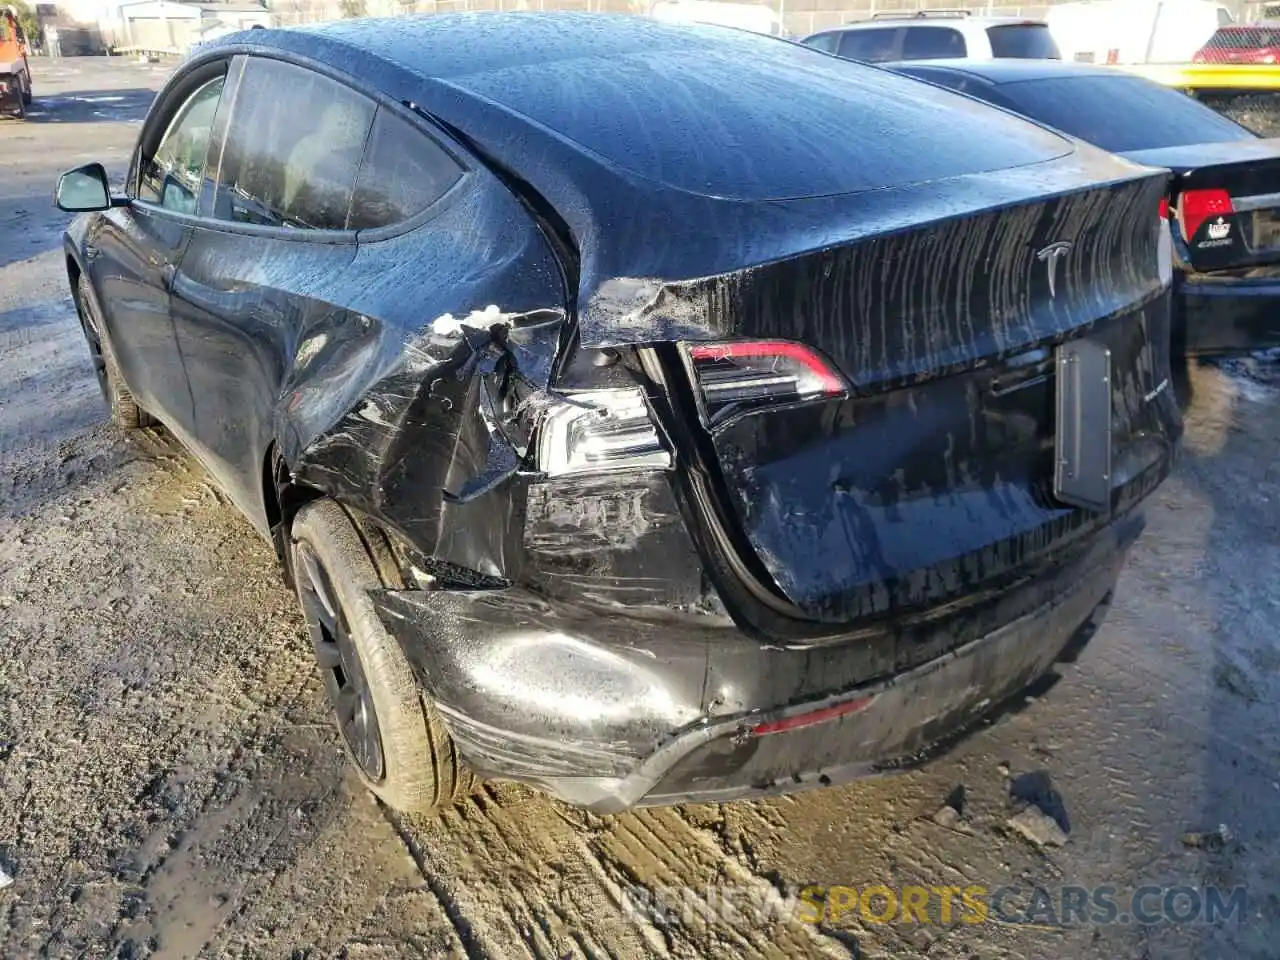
[371,508,1143,813]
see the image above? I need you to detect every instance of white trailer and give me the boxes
[1047,0,1233,64]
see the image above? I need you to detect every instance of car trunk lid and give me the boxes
[1123,138,1280,273]
[677,173,1180,631]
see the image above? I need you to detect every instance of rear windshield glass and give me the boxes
[1207,26,1280,48]
[1001,75,1253,152]
[987,24,1061,59]
[461,31,1072,200]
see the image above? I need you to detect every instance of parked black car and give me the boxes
[56,15,1180,814]
[885,58,1280,356]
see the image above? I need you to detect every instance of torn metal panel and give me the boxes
[277,175,569,579]
[521,471,711,611]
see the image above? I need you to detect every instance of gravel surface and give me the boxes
[1,58,1279,960]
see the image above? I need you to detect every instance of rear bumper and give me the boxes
[373,510,1143,813]
[1178,272,1280,355]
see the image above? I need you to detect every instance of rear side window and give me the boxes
[348,109,464,231]
[212,58,375,230]
[837,28,901,63]
[986,24,1061,59]
[1001,75,1253,152]
[139,77,225,215]
[801,32,839,54]
[901,26,967,60]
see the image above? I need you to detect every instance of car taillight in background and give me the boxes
[684,339,849,427]
[1176,188,1233,241]
[537,386,671,477]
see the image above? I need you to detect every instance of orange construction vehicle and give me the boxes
[0,7,31,119]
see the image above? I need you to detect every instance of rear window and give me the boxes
[837,28,901,63]
[462,35,1073,201]
[901,26,967,60]
[986,23,1061,59]
[213,58,375,230]
[1001,75,1253,152]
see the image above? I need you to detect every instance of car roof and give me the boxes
[888,58,1129,84]
[815,15,1046,32]
[258,12,791,84]
[219,14,1074,203]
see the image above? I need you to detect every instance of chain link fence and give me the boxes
[266,0,1280,131]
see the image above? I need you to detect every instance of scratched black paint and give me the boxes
[63,15,1181,811]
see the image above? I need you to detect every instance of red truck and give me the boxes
[1193,24,1280,64]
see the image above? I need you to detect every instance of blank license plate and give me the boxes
[1054,339,1112,513]
[1253,210,1280,248]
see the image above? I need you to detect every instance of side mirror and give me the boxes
[54,162,114,213]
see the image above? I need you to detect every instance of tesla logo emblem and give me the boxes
[1036,241,1073,299]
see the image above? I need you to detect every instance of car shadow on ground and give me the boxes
[0,197,76,271]
[22,87,156,125]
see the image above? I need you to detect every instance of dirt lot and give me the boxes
[1,57,1279,960]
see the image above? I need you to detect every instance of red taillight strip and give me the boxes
[688,340,846,394]
[1158,197,1169,219]
[748,695,876,737]
[1177,187,1234,241]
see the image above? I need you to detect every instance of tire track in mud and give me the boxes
[383,782,860,960]
[0,426,345,956]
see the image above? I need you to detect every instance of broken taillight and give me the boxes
[1176,188,1233,241]
[537,387,671,478]
[684,340,849,427]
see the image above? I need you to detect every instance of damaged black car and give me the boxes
[56,14,1181,815]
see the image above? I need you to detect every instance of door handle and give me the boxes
[160,263,176,290]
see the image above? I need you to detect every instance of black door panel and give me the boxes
[171,234,359,533]
[87,208,194,434]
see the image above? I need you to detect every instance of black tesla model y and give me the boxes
[57,14,1180,814]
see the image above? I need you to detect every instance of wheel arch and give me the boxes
[263,443,405,592]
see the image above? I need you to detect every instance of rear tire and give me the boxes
[21,75,31,107]
[77,275,155,430]
[290,499,475,813]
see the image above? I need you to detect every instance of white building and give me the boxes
[101,0,271,52]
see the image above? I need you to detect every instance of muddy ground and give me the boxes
[1,57,1278,960]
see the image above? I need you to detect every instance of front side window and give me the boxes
[901,26,968,60]
[138,77,225,215]
[212,58,375,230]
[347,109,464,231]
[837,28,902,63]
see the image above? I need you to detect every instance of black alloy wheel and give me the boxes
[294,540,386,782]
